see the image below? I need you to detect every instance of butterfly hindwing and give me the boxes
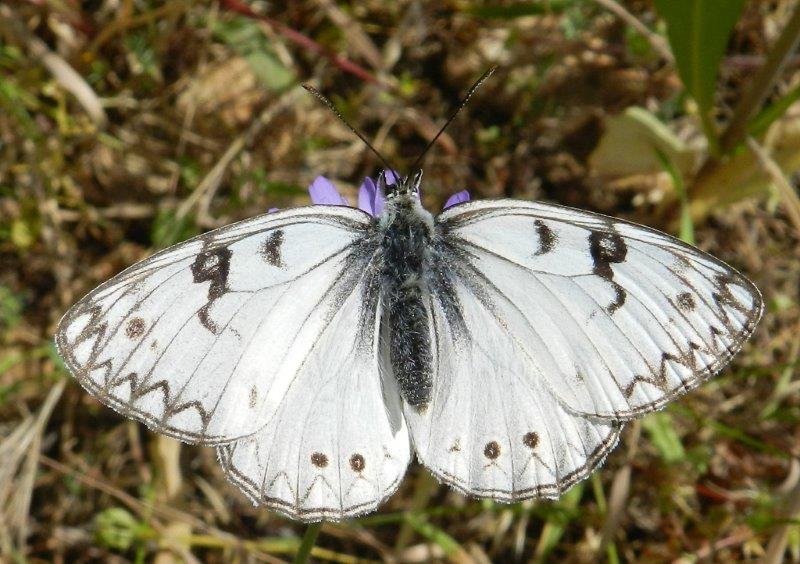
[403,283,622,500]
[55,206,379,444]
[435,199,763,420]
[216,271,411,521]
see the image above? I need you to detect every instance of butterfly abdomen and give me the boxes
[380,196,435,411]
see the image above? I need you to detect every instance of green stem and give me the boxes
[699,108,721,159]
[720,1,800,153]
[293,522,322,564]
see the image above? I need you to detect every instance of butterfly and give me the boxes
[55,72,763,522]
[55,167,762,522]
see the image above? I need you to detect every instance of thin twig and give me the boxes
[175,86,304,224]
[0,381,65,553]
[0,5,107,126]
[218,0,381,85]
[39,456,289,562]
[591,0,673,63]
[314,0,384,69]
[764,459,800,563]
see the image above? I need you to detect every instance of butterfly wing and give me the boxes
[405,198,761,500]
[55,206,382,445]
[404,285,622,501]
[216,271,411,521]
[436,199,763,419]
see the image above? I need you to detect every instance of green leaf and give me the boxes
[213,16,295,92]
[93,508,148,551]
[653,0,746,128]
[748,81,800,138]
[589,106,697,177]
[245,51,294,92]
[642,411,686,464]
[0,286,24,332]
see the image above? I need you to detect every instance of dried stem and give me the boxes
[0,5,107,126]
[591,0,673,62]
[746,136,800,235]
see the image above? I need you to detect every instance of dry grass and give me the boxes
[1,1,799,561]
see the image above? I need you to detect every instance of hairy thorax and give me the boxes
[378,194,436,411]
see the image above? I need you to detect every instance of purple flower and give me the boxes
[357,177,387,216]
[308,176,350,206]
[444,190,470,209]
[305,173,470,216]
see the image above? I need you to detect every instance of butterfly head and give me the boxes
[382,169,423,200]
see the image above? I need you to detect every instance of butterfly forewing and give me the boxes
[55,206,378,444]
[435,199,763,420]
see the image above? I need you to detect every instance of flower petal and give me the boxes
[444,190,470,209]
[308,176,349,206]
[267,207,279,213]
[357,177,383,216]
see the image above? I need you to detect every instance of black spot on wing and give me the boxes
[260,230,285,267]
[349,453,365,472]
[523,431,539,449]
[311,452,328,468]
[534,220,556,255]
[191,246,232,334]
[588,229,628,314]
[484,441,501,460]
[677,292,696,312]
[125,317,146,339]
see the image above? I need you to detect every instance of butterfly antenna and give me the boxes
[302,84,395,174]
[410,66,496,173]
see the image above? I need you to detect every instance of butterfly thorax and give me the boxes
[378,191,435,412]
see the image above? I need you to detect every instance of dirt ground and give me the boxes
[1,1,799,562]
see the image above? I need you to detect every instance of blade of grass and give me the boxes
[534,483,584,562]
[402,513,469,560]
[642,411,686,465]
[293,522,322,564]
[655,147,695,245]
[673,403,788,458]
[748,81,800,139]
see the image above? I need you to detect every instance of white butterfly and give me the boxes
[55,168,762,522]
